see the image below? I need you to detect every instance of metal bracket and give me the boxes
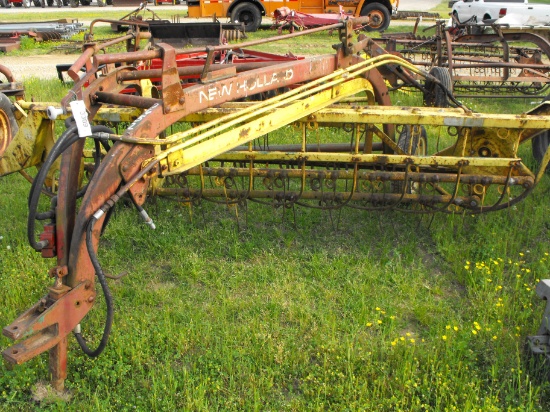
[528,280,550,357]
[2,281,94,365]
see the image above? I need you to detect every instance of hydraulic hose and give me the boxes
[27,124,115,251]
[75,125,114,199]
[74,214,114,358]
[27,125,79,251]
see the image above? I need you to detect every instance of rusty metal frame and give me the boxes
[376,21,550,98]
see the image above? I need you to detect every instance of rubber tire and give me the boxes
[423,67,452,108]
[70,0,78,6]
[398,125,428,156]
[231,3,262,32]
[79,0,90,5]
[452,11,460,25]
[32,0,40,5]
[392,125,428,194]
[532,130,550,172]
[0,93,19,156]
[13,1,22,5]
[106,0,112,4]
[361,3,391,32]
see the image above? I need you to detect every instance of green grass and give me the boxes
[3,156,550,411]
[430,0,453,14]
[2,24,419,60]
[2,9,550,411]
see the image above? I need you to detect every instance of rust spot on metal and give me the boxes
[239,128,250,138]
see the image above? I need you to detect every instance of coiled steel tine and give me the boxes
[350,163,412,212]
[476,166,515,213]
[426,163,465,214]
[295,164,359,211]
[392,163,465,215]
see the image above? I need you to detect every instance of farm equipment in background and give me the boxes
[376,20,550,100]
[0,19,86,40]
[272,6,369,33]
[0,19,86,52]
[188,0,398,32]
[0,0,36,8]
[2,17,550,391]
[108,2,171,31]
[107,2,247,43]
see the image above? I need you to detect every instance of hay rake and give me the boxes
[2,19,550,390]
[377,20,550,100]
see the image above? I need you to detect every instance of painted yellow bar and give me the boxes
[17,101,550,133]
[183,105,550,130]
[160,78,374,175]
[168,151,521,171]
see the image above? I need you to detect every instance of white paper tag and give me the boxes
[69,100,92,138]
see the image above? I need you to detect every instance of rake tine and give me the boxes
[426,213,436,231]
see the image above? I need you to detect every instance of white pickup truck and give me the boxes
[452,0,550,26]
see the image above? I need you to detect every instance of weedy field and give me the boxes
[2,20,550,412]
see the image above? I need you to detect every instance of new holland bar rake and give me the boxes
[2,19,550,390]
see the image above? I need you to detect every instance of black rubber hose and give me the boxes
[28,124,78,209]
[74,215,114,358]
[28,124,115,251]
[35,195,58,221]
[75,125,114,199]
[27,125,79,251]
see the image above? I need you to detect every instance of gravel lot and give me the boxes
[1,54,82,81]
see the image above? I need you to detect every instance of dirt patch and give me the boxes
[32,381,72,404]
[1,54,82,81]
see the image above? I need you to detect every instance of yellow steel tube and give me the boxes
[159,78,373,175]
[163,152,523,174]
